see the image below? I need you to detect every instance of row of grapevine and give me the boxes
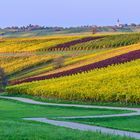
[0,36,83,52]
[0,55,55,76]
[39,43,140,78]
[7,58,140,103]
[48,36,104,51]
[0,38,56,52]
[69,34,140,51]
[1,34,140,53]
[11,48,140,85]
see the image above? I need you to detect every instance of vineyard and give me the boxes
[0,33,140,104]
[70,33,140,50]
[0,33,140,53]
[0,34,139,83]
[7,58,140,103]
[10,44,140,85]
[0,55,55,75]
[48,36,104,51]
[0,36,83,52]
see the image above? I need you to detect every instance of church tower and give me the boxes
[117,19,120,27]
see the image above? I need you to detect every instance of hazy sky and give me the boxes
[0,0,140,27]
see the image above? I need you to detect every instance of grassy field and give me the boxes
[67,116,140,133]
[0,120,134,140]
[0,99,130,118]
[0,98,134,140]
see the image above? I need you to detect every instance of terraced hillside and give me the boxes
[1,33,139,104]
[11,49,140,85]
[0,36,95,77]
[0,35,108,76]
[0,33,139,83]
[11,43,140,84]
[0,36,101,52]
[0,55,56,75]
[7,58,140,103]
[1,33,140,53]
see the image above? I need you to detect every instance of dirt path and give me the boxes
[1,96,140,139]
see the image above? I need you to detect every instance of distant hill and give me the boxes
[0,24,140,38]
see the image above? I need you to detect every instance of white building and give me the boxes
[117,19,123,27]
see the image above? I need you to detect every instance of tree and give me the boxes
[53,57,64,69]
[92,27,97,34]
[0,68,7,92]
[131,23,137,27]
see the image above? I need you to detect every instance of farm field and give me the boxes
[1,33,140,140]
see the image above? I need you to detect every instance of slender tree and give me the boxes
[92,27,97,34]
[53,56,64,69]
[0,68,7,92]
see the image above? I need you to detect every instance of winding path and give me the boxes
[24,118,140,139]
[0,96,140,139]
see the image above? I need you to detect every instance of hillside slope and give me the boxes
[7,58,140,103]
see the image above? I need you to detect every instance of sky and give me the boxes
[0,0,140,27]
